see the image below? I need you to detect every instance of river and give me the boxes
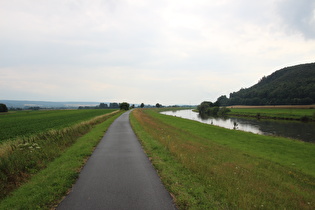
[161,109,315,143]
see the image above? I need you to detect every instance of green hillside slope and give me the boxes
[226,63,315,105]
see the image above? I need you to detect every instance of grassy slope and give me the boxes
[157,111,315,176]
[0,111,122,209]
[130,109,315,209]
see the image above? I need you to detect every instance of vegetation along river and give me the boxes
[161,109,315,143]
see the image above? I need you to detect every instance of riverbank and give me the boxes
[228,105,315,109]
[227,107,315,121]
[130,108,315,209]
[163,109,315,142]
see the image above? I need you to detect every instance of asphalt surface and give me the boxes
[57,110,176,210]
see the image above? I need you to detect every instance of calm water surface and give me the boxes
[161,109,315,143]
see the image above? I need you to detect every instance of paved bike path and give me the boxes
[57,110,176,210]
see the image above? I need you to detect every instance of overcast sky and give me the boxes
[1,0,314,105]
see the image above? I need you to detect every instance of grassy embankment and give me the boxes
[0,109,123,206]
[227,107,315,121]
[130,108,315,209]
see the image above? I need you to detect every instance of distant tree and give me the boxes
[0,103,8,112]
[197,101,213,114]
[197,101,230,116]
[99,103,108,109]
[156,103,162,108]
[140,103,145,108]
[109,103,119,108]
[131,104,135,109]
[216,95,229,106]
[120,102,130,110]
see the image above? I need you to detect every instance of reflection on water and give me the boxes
[161,109,315,143]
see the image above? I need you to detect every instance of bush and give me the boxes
[300,115,311,122]
[218,107,231,116]
[0,104,8,112]
[207,107,220,115]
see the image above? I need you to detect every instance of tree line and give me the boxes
[79,102,164,110]
[0,102,165,112]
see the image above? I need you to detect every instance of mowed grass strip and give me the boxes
[130,109,315,209]
[0,111,122,209]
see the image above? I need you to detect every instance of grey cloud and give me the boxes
[277,0,315,39]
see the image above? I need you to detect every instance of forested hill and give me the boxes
[222,63,315,106]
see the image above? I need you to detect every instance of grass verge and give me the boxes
[130,108,315,209]
[0,110,122,209]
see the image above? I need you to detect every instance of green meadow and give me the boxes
[228,108,315,121]
[131,108,315,209]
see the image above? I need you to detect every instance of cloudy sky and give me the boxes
[1,0,315,105]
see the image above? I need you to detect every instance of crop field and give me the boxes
[131,108,315,209]
[0,109,121,201]
[0,109,117,142]
[0,111,122,209]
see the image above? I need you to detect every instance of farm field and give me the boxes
[228,105,315,109]
[0,109,122,202]
[227,107,315,121]
[0,111,122,209]
[0,109,117,142]
[130,108,315,209]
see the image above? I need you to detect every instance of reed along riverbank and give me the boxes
[130,108,315,209]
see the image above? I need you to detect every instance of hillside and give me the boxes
[224,63,315,106]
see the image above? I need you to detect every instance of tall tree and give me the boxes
[156,103,162,108]
[120,102,130,110]
[99,103,108,109]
